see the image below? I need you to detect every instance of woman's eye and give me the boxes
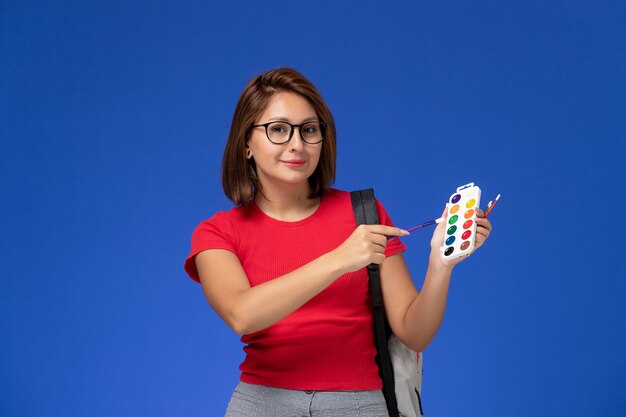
[271,124,288,133]
[303,124,318,134]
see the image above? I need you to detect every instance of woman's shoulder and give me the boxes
[324,187,384,205]
[320,188,353,209]
[195,204,254,229]
[324,187,349,200]
[325,187,395,221]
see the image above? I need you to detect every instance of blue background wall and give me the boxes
[2,1,625,416]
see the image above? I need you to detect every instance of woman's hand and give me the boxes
[330,224,409,275]
[429,206,493,270]
[472,208,493,251]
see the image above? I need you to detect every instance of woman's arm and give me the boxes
[380,207,492,352]
[379,253,452,352]
[196,224,408,335]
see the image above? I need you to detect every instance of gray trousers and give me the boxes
[225,381,391,417]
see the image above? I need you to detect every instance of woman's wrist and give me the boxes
[321,250,349,278]
[428,251,456,275]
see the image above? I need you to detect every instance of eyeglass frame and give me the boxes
[251,120,327,144]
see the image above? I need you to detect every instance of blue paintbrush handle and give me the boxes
[406,219,438,233]
[388,217,443,241]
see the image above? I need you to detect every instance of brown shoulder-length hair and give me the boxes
[221,68,337,206]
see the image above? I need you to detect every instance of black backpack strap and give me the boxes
[350,189,400,417]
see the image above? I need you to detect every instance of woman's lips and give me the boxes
[281,160,306,168]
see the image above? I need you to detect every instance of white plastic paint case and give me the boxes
[440,182,481,259]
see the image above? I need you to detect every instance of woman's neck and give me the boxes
[254,182,320,222]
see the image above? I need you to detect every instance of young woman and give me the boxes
[184,68,492,417]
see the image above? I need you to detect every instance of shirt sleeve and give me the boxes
[375,198,407,257]
[184,212,237,283]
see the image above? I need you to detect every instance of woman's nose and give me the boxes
[288,128,306,150]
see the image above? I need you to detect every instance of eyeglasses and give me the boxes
[251,121,327,144]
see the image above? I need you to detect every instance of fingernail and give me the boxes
[401,229,410,235]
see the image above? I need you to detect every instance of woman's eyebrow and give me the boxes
[266,116,319,123]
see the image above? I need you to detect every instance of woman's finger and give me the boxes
[371,233,388,250]
[475,217,492,232]
[367,224,409,237]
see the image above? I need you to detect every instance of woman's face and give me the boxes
[247,91,322,191]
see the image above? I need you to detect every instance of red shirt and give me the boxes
[184,189,406,390]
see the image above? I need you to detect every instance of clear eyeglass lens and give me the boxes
[301,123,323,142]
[267,122,291,143]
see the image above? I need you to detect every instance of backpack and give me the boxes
[351,189,424,417]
